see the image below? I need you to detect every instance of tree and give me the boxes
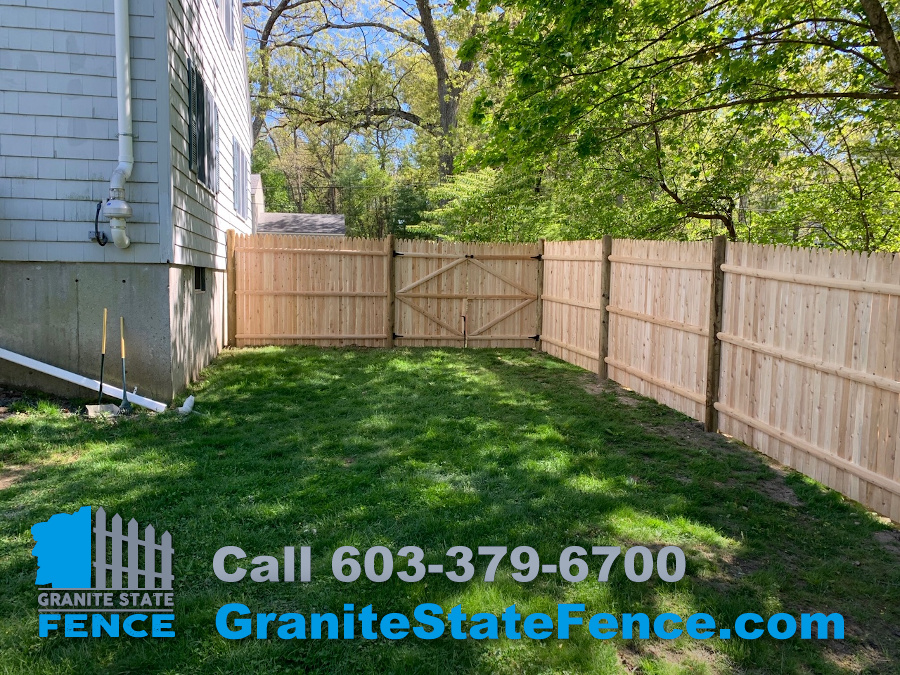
[464,0,899,247]
[244,0,487,178]
[476,0,899,152]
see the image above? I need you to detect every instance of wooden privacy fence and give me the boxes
[228,233,391,347]
[226,231,900,521]
[542,238,723,425]
[716,244,900,523]
[542,237,900,523]
[227,233,540,349]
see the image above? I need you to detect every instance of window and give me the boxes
[233,138,249,219]
[187,59,219,192]
[194,266,207,292]
[218,0,236,49]
[225,0,235,49]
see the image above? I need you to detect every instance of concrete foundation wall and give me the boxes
[0,261,179,402]
[169,265,224,392]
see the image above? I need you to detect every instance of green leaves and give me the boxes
[462,0,899,249]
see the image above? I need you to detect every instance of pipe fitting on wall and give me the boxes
[107,0,134,250]
[104,199,132,248]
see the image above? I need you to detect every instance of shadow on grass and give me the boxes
[0,347,898,674]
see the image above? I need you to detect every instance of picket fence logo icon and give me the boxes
[31,506,176,638]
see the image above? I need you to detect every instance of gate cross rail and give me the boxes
[394,253,538,342]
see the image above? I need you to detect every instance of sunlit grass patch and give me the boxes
[0,347,897,674]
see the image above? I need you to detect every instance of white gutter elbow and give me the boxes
[110,160,133,192]
[105,0,134,249]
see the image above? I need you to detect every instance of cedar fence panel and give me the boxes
[460,240,541,349]
[717,243,900,522]
[606,239,714,422]
[393,239,469,347]
[231,233,390,347]
[392,239,540,347]
[541,240,607,372]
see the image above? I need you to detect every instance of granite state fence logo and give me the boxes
[32,506,175,638]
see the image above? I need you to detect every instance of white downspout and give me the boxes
[0,347,168,413]
[104,0,134,249]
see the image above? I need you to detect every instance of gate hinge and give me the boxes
[465,254,475,259]
[393,333,404,339]
[531,253,543,260]
[393,250,404,257]
[530,334,541,341]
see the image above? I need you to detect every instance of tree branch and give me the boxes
[860,0,900,92]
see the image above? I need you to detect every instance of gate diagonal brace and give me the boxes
[396,296,465,337]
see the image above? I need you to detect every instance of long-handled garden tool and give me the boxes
[86,308,119,417]
[97,308,107,405]
[119,316,132,413]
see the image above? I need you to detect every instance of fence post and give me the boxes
[704,235,727,432]
[597,235,613,379]
[226,229,237,348]
[535,238,545,351]
[386,235,396,349]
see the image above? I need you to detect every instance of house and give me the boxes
[250,174,346,235]
[0,0,253,402]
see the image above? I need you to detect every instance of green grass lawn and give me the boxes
[1,347,898,674]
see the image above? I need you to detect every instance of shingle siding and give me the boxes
[167,0,253,269]
[0,0,162,263]
[0,0,251,267]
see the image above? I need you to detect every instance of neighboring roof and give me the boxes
[256,213,346,235]
[250,174,263,192]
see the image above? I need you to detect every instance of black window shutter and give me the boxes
[205,88,214,188]
[188,60,198,173]
[197,75,207,184]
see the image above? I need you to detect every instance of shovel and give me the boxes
[119,316,132,413]
[97,308,107,405]
[86,308,119,417]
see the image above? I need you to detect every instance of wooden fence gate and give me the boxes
[393,240,541,348]
[228,234,541,349]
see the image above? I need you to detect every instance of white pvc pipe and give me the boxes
[107,0,133,249]
[0,347,168,413]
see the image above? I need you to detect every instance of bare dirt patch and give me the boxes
[874,530,900,558]
[648,417,733,454]
[0,464,36,490]
[755,476,801,505]
[580,376,642,406]
[619,639,726,673]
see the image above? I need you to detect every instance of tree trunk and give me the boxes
[860,0,900,93]
[248,0,294,145]
[416,0,458,178]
